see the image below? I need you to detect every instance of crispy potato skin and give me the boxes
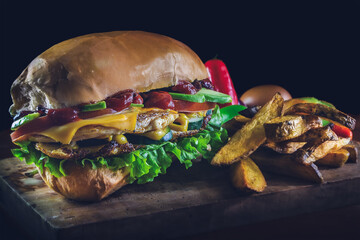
[264,141,306,154]
[252,147,324,183]
[317,148,350,167]
[343,144,358,163]
[291,126,339,165]
[211,93,284,166]
[284,103,356,130]
[264,115,322,142]
[230,157,267,192]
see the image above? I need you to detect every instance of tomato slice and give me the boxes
[173,100,216,112]
[11,116,54,142]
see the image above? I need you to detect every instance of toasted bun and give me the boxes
[10,31,208,115]
[38,161,129,201]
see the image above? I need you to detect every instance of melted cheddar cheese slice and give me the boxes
[39,111,139,144]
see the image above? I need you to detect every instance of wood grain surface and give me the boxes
[1,140,360,240]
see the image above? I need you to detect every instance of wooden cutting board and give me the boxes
[1,143,360,240]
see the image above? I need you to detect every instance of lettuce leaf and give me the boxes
[11,126,228,185]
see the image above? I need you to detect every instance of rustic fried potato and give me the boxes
[296,136,351,165]
[264,141,306,154]
[284,103,356,130]
[342,144,358,163]
[230,157,267,192]
[251,147,324,183]
[290,125,338,142]
[211,93,284,166]
[291,126,339,165]
[264,115,322,142]
[316,148,350,168]
[283,98,307,112]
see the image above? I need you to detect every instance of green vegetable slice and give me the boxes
[81,101,107,112]
[130,103,144,107]
[188,118,203,130]
[219,105,247,125]
[197,88,232,104]
[11,112,40,130]
[169,89,232,104]
[169,92,206,103]
[300,97,335,109]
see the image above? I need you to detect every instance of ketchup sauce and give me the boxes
[171,80,197,94]
[144,91,175,110]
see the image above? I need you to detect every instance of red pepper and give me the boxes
[331,124,353,139]
[205,58,239,107]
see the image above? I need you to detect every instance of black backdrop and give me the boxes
[1,1,360,129]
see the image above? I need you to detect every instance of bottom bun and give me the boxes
[38,161,129,201]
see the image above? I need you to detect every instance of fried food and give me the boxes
[299,137,351,165]
[284,103,356,130]
[264,141,306,154]
[230,157,267,192]
[316,148,350,168]
[343,144,358,163]
[264,115,322,142]
[211,93,284,165]
[252,147,324,183]
[291,126,339,165]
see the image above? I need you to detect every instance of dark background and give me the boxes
[1,1,360,239]
[1,0,360,128]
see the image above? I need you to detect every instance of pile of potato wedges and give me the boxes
[212,93,357,193]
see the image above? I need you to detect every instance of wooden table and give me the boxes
[1,115,360,240]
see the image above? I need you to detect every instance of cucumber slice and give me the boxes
[161,130,173,141]
[188,117,203,130]
[11,112,40,130]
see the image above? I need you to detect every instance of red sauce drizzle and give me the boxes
[171,80,197,94]
[144,91,175,110]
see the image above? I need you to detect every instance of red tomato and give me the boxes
[173,100,216,112]
[144,91,175,110]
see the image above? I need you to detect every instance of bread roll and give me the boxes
[10,31,208,115]
[38,160,129,201]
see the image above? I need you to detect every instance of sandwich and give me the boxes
[9,31,231,201]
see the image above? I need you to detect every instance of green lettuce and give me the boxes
[11,112,228,184]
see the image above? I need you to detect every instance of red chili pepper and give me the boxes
[205,58,239,107]
[331,124,353,139]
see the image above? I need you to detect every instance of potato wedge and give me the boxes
[251,147,324,183]
[316,148,350,168]
[264,141,306,154]
[230,157,267,192]
[342,144,358,163]
[295,137,351,165]
[264,115,322,142]
[284,103,356,130]
[283,98,307,111]
[211,93,284,165]
[292,126,339,165]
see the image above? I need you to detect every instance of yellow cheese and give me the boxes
[39,111,138,144]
